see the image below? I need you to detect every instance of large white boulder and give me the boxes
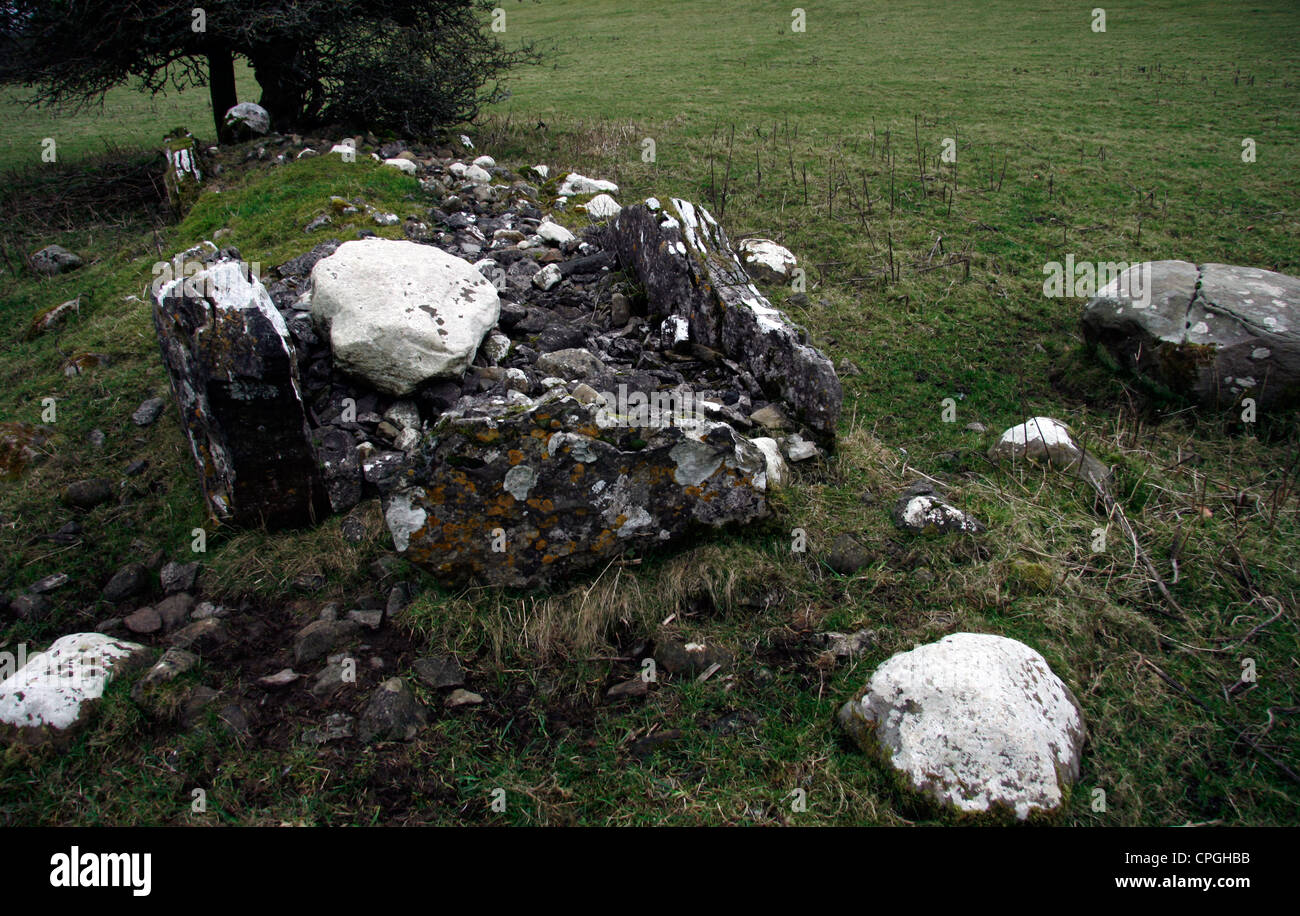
[310,239,500,396]
[558,172,619,196]
[839,632,1086,821]
[0,633,149,735]
[223,102,270,137]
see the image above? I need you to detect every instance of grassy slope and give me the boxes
[1,0,1297,825]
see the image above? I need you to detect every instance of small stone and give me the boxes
[605,677,649,700]
[102,562,150,602]
[124,606,163,634]
[63,478,114,510]
[160,561,200,595]
[303,712,354,745]
[532,263,562,291]
[412,655,465,689]
[346,608,384,630]
[28,572,69,594]
[167,618,233,655]
[293,619,360,666]
[154,593,196,630]
[9,593,52,621]
[359,678,427,742]
[655,639,731,677]
[827,533,872,576]
[258,668,300,689]
[124,459,149,477]
[137,647,199,688]
[782,434,821,462]
[609,292,631,326]
[132,397,166,427]
[822,629,876,658]
[444,688,483,709]
[28,244,83,277]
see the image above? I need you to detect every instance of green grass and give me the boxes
[1,0,1297,826]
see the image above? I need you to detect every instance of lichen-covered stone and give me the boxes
[385,395,773,589]
[838,632,1086,821]
[0,633,150,742]
[1082,260,1300,411]
[153,256,329,528]
[611,197,841,440]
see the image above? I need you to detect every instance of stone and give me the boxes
[609,292,631,326]
[383,158,418,175]
[537,219,576,246]
[464,164,491,184]
[737,238,798,283]
[28,244,83,277]
[160,561,199,595]
[346,608,384,630]
[123,606,163,635]
[162,131,203,212]
[358,677,427,742]
[102,563,150,603]
[0,422,50,480]
[293,619,361,666]
[28,572,68,595]
[783,433,821,462]
[310,656,356,700]
[303,712,355,744]
[223,102,270,138]
[611,198,841,440]
[558,173,619,196]
[27,298,81,339]
[311,239,500,396]
[9,594,51,621]
[827,533,872,575]
[838,633,1086,821]
[385,396,773,589]
[583,194,622,220]
[1082,261,1300,411]
[749,404,791,430]
[62,478,113,510]
[412,655,464,689]
[132,397,167,426]
[891,482,985,535]
[154,593,196,630]
[534,347,604,381]
[748,437,789,489]
[153,256,329,528]
[605,677,649,700]
[656,638,731,677]
[532,263,562,290]
[0,633,149,738]
[135,647,199,690]
[822,629,875,658]
[166,618,234,655]
[316,427,362,513]
[444,688,484,709]
[989,417,1110,489]
[258,668,300,689]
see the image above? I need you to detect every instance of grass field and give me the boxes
[0,0,1297,826]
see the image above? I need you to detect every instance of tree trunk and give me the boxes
[249,49,309,131]
[206,44,238,143]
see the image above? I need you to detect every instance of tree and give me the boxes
[0,1,534,141]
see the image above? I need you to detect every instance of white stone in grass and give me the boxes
[558,172,619,196]
[989,416,1110,487]
[383,158,417,175]
[838,632,1085,820]
[536,220,575,246]
[583,193,622,220]
[0,633,148,732]
[464,164,492,185]
[472,155,496,170]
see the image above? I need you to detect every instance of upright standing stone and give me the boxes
[611,198,841,441]
[162,130,203,214]
[153,257,329,528]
